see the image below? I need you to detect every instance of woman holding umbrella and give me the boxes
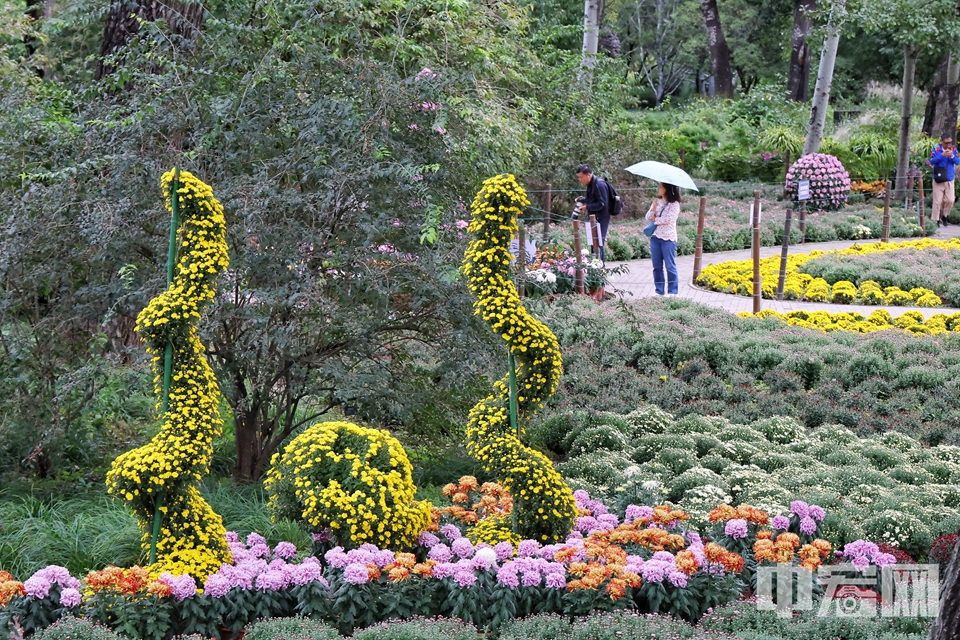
[644,182,681,295]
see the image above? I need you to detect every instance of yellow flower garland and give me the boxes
[461,174,577,543]
[697,238,959,306]
[106,170,232,579]
[264,421,431,549]
[740,308,960,335]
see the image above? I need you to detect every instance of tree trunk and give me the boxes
[24,0,45,77]
[581,0,601,72]
[233,408,261,484]
[931,534,960,640]
[802,22,841,155]
[895,45,919,198]
[930,50,960,140]
[96,0,205,81]
[923,52,950,138]
[699,0,734,98]
[786,0,817,101]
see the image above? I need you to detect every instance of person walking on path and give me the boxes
[575,164,612,262]
[930,133,959,227]
[645,182,681,295]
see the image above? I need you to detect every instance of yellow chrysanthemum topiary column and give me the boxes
[106,170,231,579]
[461,174,577,543]
[264,421,432,549]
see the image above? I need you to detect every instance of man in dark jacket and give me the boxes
[930,133,959,227]
[575,164,611,262]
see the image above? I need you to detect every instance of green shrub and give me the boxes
[565,424,630,456]
[244,617,341,640]
[499,611,698,640]
[605,236,633,261]
[707,151,752,182]
[666,466,728,501]
[353,618,480,640]
[33,617,123,640]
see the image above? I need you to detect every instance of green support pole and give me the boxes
[151,168,180,565]
[508,351,518,438]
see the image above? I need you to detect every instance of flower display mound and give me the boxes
[696,238,960,306]
[785,152,850,210]
[0,493,751,637]
[742,308,960,335]
[265,420,431,550]
[105,170,231,580]
[461,174,578,543]
[543,405,960,560]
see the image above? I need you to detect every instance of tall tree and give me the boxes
[581,0,602,73]
[859,0,960,197]
[803,0,845,155]
[786,0,817,101]
[621,0,692,103]
[96,0,205,80]
[922,50,960,139]
[699,0,734,98]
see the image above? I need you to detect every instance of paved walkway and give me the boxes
[607,225,960,318]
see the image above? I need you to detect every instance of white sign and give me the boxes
[797,179,811,201]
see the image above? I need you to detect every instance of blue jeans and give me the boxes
[650,236,678,295]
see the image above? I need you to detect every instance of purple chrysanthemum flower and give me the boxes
[517,540,540,557]
[640,560,672,583]
[432,562,456,579]
[59,587,81,608]
[23,577,51,599]
[494,542,514,561]
[324,546,348,568]
[545,571,566,589]
[246,532,267,547]
[873,552,897,568]
[161,573,197,601]
[799,516,817,535]
[225,531,240,544]
[418,531,440,548]
[255,569,288,592]
[288,562,324,586]
[851,554,870,573]
[576,516,598,533]
[497,567,520,589]
[273,541,297,559]
[790,501,810,518]
[772,515,790,530]
[204,574,233,598]
[374,550,396,567]
[809,505,825,522]
[440,524,462,541]
[453,570,477,588]
[668,571,688,588]
[725,518,749,539]
[624,505,654,523]
[343,563,370,585]
[651,551,675,562]
[346,549,374,565]
[452,538,475,558]
[521,571,541,587]
[428,543,453,562]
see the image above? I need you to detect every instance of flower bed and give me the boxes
[696,238,960,305]
[739,308,960,335]
[800,243,960,307]
[534,296,960,445]
[536,405,960,560]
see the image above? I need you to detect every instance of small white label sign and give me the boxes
[797,180,811,201]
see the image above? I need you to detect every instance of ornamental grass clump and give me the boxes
[105,170,232,580]
[265,421,431,550]
[785,153,850,210]
[461,174,578,543]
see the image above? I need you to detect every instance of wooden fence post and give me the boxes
[692,196,707,283]
[906,174,913,212]
[573,220,584,294]
[918,176,925,226]
[544,183,552,241]
[799,202,806,243]
[881,180,891,242]
[752,191,761,314]
[776,209,792,301]
[781,151,791,201]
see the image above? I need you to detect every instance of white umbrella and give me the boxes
[624,161,699,191]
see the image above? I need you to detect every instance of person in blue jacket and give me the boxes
[574,164,611,262]
[929,133,959,227]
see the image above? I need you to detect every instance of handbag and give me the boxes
[934,165,950,183]
[643,202,667,237]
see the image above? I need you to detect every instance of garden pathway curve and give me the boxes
[607,225,960,318]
